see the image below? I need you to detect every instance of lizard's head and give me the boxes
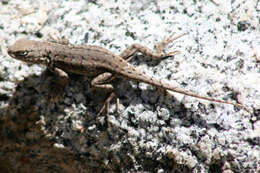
[8,39,48,65]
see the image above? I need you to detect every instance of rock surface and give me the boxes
[0,0,259,172]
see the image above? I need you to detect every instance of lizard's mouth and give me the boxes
[8,53,26,62]
[7,50,15,59]
[8,53,34,64]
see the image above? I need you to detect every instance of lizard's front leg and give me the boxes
[41,67,69,101]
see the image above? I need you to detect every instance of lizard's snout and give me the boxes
[7,48,14,57]
[7,47,16,59]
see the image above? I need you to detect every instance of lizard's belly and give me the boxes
[54,59,112,76]
[66,67,106,76]
[56,63,106,76]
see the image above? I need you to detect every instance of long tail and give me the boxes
[121,65,251,112]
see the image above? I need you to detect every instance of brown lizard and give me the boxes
[7,33,250,116]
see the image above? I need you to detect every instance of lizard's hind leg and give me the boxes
[119,32,185,60]
[119,33,186,104]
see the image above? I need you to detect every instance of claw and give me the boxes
[154,32,186,54]
[166,50,181,57]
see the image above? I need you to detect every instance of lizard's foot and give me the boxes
[37,80,65,102]
[154,32,186,54]
[38,69,67,102]
[47,82,66,101]
[119,32,185,60]
[96,92,120,126]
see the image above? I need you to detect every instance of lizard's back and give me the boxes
[51,43,152,82]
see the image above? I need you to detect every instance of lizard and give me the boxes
[7,33,250,118]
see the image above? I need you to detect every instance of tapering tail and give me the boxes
[123,66,251,112]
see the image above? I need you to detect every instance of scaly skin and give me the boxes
[7,34,250,114]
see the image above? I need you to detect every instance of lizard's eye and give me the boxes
[17,51,28,56]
